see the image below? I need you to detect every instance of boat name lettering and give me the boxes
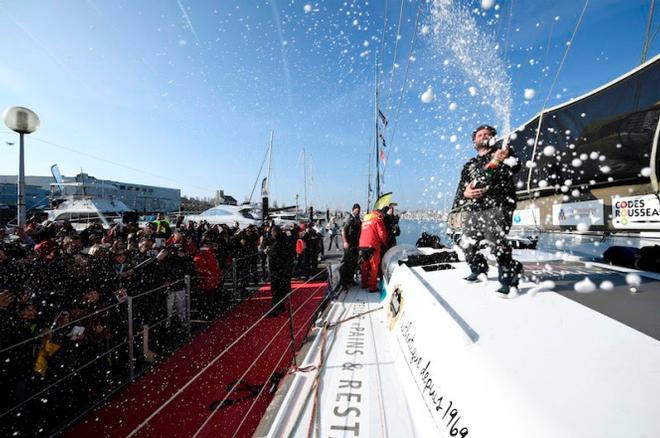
[400,317,469,437]
[330,303,366,436]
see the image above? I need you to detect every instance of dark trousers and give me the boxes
[340,247,358,286]
[270,274,291,313]
[462,208,522,286]
[328,235,339,250]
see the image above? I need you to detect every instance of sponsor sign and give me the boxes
[612,194,660,229]
[511,207,540,227]
[552,200,604,226]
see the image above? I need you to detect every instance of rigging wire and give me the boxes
[0,131,217,193]
[641,0,656,63]
[540,0,590,112]
[372,0,390,200]
[381,0,423,180]
[377,0,390,80]
[502,0,515,64]
[247,143,270,203]
[384,0,406,112]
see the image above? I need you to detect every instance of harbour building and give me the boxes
[0,173,180,213]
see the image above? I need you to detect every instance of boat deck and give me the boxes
[261,248,660,437]
[262,286,432,437]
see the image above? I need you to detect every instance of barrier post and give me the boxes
[232,260,239,301]
[286,293,297,368]
[185,275,192,339]
[126,296,135,382]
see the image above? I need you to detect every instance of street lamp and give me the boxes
[3,106,40,228]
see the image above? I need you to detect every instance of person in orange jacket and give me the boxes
[358,208,389,292]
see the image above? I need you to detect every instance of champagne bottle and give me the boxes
[474,147,506,189]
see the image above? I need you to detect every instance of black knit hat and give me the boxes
[352,203,361,210]
[471,124,497,141]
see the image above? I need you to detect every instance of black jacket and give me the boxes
[343,214,361,248]
[452,146,522,212]
[268,235,295,277]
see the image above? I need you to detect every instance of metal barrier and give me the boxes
[231,252,267,299]
[126,269,328,438]
[0,275,193,437]
[1,254,326,437]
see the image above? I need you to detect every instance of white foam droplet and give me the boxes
[304,4,313,13]
[480,0,496,9]
[641,167,652,177]
[449,102,458,111]
[574,277,596,293]
[540,280,555,289]
[625,273,641,287]
[524,88,535,100]
[599,280,614,291]
[421,87,434,103]
[542,145,555,156]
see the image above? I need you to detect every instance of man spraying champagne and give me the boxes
[452,124,523,297]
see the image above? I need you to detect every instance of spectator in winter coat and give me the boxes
[267,226,294,316]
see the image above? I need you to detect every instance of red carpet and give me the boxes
[66,281,326,438]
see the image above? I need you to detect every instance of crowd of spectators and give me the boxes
[0,213,334,435]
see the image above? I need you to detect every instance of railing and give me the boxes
[0,251,328,437]
[125,269,330,438]
[0,277,198,436]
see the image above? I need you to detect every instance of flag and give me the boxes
[374,192,393,210]
[378,109,388,127]
[378,132,387,148]
[380,149,386,164]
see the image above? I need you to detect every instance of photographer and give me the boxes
[382,204,400,251]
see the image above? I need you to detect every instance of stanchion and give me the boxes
[185,275,191,339]
[286,293,297,368]
[232,260,239,301]
[127,296,135,382]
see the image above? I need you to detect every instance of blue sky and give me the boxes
[0,0,657,211]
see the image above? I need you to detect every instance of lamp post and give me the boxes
[2,106,40,228]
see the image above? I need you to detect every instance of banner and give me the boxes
[552,200,604,226]
[512,207,540,227]
[611,194,660,229]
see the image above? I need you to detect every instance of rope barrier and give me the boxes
[0,300,124,355]
[231,291,329,438]
[193,281,326,437]
[130,279,183,300]
[0,339,128,419]
[0,279,182,356]
[126,269,326,438]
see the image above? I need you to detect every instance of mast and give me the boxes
[262,130,274,222]
[374,50,381,203]
[302,147,308,212]
[264,130,274,196]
